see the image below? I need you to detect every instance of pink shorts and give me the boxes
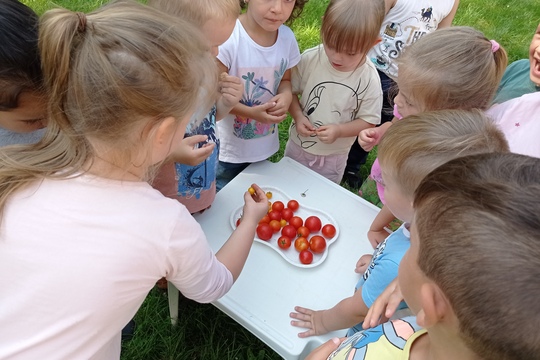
[284,140,347,184]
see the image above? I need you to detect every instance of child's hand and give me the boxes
[290,306,329,338]
[316,124,341,144]
[250,102,287,124]
[293,114,316,137]
[358,128,381,151]
[168,135,215,166]
[355,254,373,274]
[240,184,270,225]
[219,74,243,109]
[367,228,389,249]
[266,92,292,117]
[362,278,403,329]
[305,337,344,360]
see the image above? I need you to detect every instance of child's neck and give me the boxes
[239,13,278,47]
[410,327,481,360]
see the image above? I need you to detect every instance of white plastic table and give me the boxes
[193,157,380,359]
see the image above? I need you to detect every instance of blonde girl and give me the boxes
[286,0,385,183]
[0,1,268,358]
[358,26,508,248]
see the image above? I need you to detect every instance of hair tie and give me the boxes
[490,40,500,53]
[76,12,87,33]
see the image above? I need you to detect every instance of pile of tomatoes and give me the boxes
[239,189,337,265]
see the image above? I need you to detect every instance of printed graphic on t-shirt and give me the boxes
[176,107,219,198]
[233,59,288,140]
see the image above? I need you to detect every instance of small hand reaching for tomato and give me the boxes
[290,306,329,338]
[241,184,271,225]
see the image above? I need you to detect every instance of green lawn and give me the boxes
[20,0,539,358]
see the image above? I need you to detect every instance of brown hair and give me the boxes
[321,0,384,55]
[0,0,216,216]
[378,109,509,196]
[148,0,240,26]
[397,26,508,112]
[414,153,540,359]
[240,0,308,26]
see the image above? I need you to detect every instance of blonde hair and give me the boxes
[321,0,384,55]
[148,0,240,26]
[0,0,217,216]
[378,109,509,196]
[397,27,508,112]
[414,153,540,359]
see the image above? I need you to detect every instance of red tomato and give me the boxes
[258,215,270,224]
[281,208,294,221]
[269,220,281,233]
[299,250,313,265]
[309,235,326,254]
[297,226,310,238]
[287,199,299,212]
[268,210,282,221]
[289,216,303,229]
[321,224,336,239]
[281,224,297,239]
[294,237,309,252]
[236,218,241,227]
[272,201,285,212]
[256,224,273,241]
[305,216,322,233]
[277,236,292,249]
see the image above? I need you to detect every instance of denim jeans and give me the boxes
[216,161,250,192]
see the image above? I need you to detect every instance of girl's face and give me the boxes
[323,44,367,72]
[245,0,296,33]
[393,87,421,118]
[529,23,540,85]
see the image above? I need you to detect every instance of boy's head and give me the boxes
[377,109,508,223]
[321,0,384,72]
[529,22,540,85]
[0,0,46,133]
[148,0,240,56]
[400,153,540,359]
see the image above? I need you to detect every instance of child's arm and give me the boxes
[316,118,375,144]
[290,288,369,338]
[438,0,460,28]
[289,94,316,136]
[358,119,394,151]
[266,69,293,118]
[216,73,243,121]
[362,277,403,329]
[367,205,394,248]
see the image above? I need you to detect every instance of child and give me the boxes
[0,0,47,146]
[312,152,540,359]
[342,0,459,187]
[215,0,307,191]
[359,26,508,248]
[492,21,540,104]
[148,0,243,213]
[285,0,384,184]
[0,2,269,359]
[289,109,508,338]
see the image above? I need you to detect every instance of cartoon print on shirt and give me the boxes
[233,58,289,140]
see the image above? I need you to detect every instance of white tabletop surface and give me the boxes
[193,157,380,359]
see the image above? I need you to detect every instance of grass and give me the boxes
[20,0,538,358]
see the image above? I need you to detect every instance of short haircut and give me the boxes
[321,0,384,55]
[397,26,508,112]
[0,0,42,110]
[148,0,240,26]
[377,109,509,196]
[414,153,540,359]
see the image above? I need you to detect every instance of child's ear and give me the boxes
[415,283,450,328]
[154,117,177,145]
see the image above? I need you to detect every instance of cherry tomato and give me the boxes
[248,187,255,195]
[289,216,303,229]
[236,218,241,227]
[272,201,285,212]
[277,236,291,249]
[269,220,281,233]
[297,226,310,238]
[294,237,309,252]
[321,224,336,239]
[256,223,273,241]
[258,215,270,224]
[266,191,273,199]
[281,224,297,239]
[299,250,313,265]
[280,219,287,228]
[268,210,282,221]
[305,216,322,233]
[309,235,326,254]
[287,200,299,212]
[281,208,294,221]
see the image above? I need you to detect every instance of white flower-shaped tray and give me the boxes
[230,186,339,268]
